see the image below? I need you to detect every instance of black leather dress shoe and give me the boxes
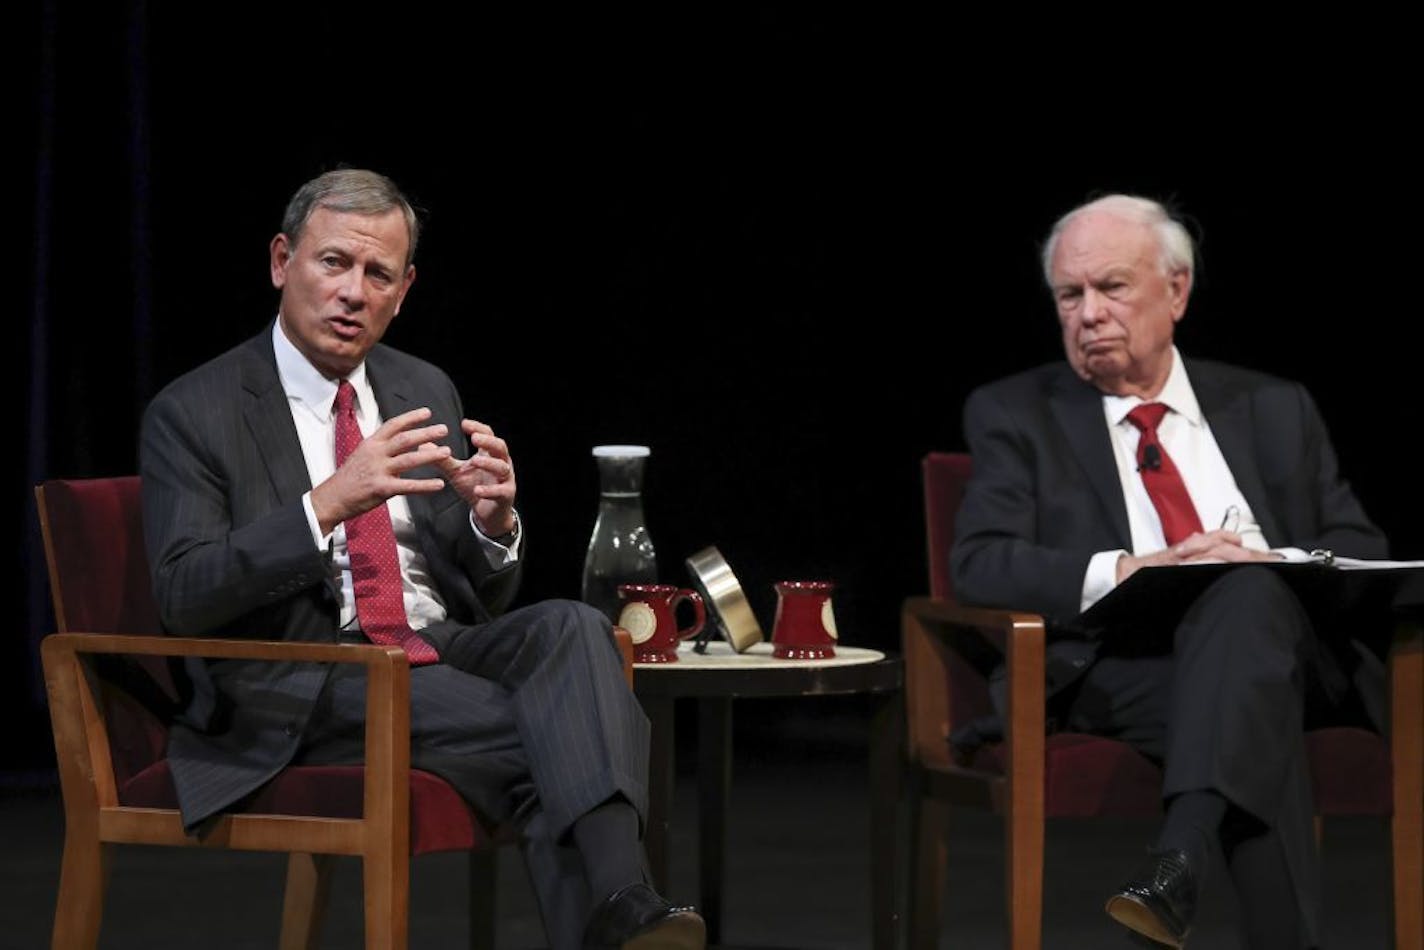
[582,882,706,950]
[1105,848,1197,948]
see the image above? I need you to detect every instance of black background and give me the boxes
[11,7,1420,777]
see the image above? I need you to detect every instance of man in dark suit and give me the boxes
[140,168,704,950]
[952,194,1386,948]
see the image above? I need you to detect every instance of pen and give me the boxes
[1220,506,1240,532]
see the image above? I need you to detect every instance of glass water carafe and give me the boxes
[581,445,658,620]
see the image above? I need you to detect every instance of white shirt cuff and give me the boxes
[301,491,334,552]
[472,509,522,568]
[1082,549,1129,612]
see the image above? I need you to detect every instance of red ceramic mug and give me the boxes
[771,580,838,659]
[617,584,706,663]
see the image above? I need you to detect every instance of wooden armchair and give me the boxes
[902,452,1423,950]
[36,476,634,949]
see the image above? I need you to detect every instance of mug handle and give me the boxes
[672,589,706,640]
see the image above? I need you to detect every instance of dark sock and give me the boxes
[571,797,645,906]
[1157,789,1227,878]
[1225,825,1305,950]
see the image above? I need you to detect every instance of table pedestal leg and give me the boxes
[870,690,905,950]
[699,697,732,946]
[642,694,676,892]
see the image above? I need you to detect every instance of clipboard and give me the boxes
[1077,557,1424,636]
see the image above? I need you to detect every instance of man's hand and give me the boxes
[1116,529,1282,584]
[436,419,518,538]
[310,408,451,536]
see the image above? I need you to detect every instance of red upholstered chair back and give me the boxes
[35,477,174,787]
[39,477,160,635]
[920,453,994,731]
[922,453,973,601]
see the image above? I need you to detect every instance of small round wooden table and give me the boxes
[633,641,905,949]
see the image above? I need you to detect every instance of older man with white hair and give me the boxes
[951,194,1388,948]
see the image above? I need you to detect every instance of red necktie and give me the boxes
[334,380,440,665]
[1126,403,1204,547]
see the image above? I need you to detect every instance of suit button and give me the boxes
[283,722,299,738]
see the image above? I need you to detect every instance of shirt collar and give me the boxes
[271,318,373,420]
[1103,346,1203,428]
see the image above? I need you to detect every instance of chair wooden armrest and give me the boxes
[42,625,636,949]
[41,632,412,855]
[902,596,1050,945]
[901,596,1046,777]
[613,626,634,686]
[43,627,638,841]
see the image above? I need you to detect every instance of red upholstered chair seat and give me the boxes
[102,683,499,856]
[964,733,1164,819]
[119,763,495,855]
[1307,726,1394,815]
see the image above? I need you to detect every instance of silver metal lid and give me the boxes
[684,546,763,652]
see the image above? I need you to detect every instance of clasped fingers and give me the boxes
[436,452,516,497]
[461,418,511,461]
[459,452,514,483]
[1167,529,1241,562]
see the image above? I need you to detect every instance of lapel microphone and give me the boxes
[1139,444,1163,472]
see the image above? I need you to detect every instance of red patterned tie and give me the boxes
[334,380,440,665]
[1126,403,1204,546]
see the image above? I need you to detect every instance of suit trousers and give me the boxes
[296,598,650,948]
[1060,567,1331,944]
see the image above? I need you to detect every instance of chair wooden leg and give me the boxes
[363,841,409,950]
[468,849,497,950]
[908,784,948,950]
[1391,624,1423,950]
[280,852,334,950]
[50,832,108,950]
[1395,798,1424,950]
[1005,798,1043,950]
[1394,792,1424,950]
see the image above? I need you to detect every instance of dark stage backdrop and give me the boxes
[13,6,1420,778]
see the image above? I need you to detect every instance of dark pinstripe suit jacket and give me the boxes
[139,325,521,829]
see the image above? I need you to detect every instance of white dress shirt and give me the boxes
[272,320,519,632]
[1079,347,1280,611]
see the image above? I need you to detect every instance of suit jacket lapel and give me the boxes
[239,332,312,505]
[367,349,423,422]
[1048,371,1133,549]
[1188,361,1284,546]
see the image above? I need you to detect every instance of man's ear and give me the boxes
[1168,267,1192,322]
[392,264,417,316]
[270,233,292,289]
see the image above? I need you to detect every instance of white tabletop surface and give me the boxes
[634,639,885,670]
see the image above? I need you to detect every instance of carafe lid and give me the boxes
[592,445,651,458]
